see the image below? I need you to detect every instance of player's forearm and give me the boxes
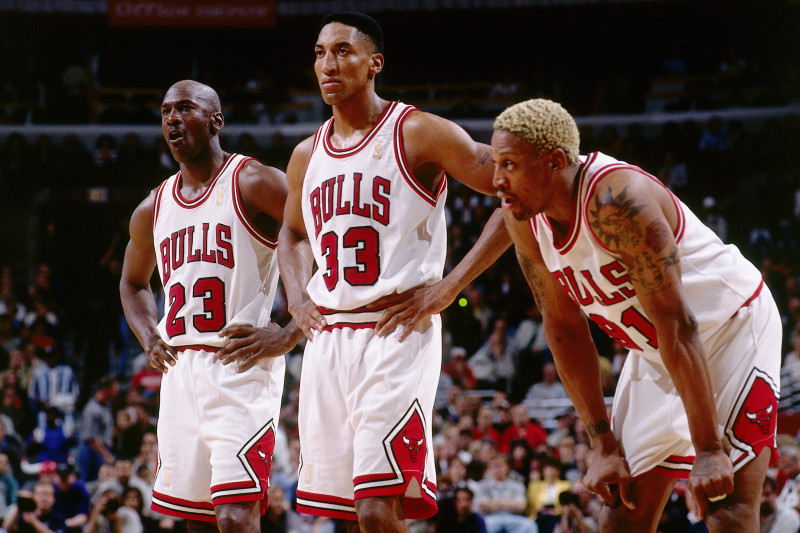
[442,208,510,298]
[546,323,616,452]
[277,228,315,308]
[120,283,161,353]
[660,329,722,452]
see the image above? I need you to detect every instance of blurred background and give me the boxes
[1,1,800,531]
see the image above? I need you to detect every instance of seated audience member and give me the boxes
[760,475,800,533]
[498,404,547,455]
[436,486,488,533]
[473,454,537,533]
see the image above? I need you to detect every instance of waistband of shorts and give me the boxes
[175,345,220,353]
[317,305,383,331]
[730,280,764,320]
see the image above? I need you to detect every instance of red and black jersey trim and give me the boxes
[171,153,239,208]
[322,102,398,158]
[152,180,169,228]
[393,105,443,207]
[231,156,278,248]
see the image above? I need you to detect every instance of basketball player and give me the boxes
[277,11,510,532]
[120,80,302,533]
[491,98,781,532]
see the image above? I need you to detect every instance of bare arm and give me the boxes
[215,161,304,369]
[504,212,634,509]
[372,112,508,338]
[277,137,327,340]
[587,170,731,515]
[374,208,510,339]
[119,191,177,373]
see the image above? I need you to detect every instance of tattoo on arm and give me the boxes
[587,420,611,438]
[517,252,546,311]
[644,220,670,252]
[589,186,644,249]
[479,151,490,165]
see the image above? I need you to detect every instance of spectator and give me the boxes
[27,345,78,436]
[84,486,143,533]
[0,418,24,480]
[524,362,568,404]
[436,486,488,533]
[25,407,76,464]
[2,482,67,533]
[472,406,501,445]
[760,475,800,533]
[527,457,572,526]
[52,463,90,533]
[0,453,19,512]
[473,454,537,533]
[76,377,116,482]
[776,442,800,512]
[444,347,478,390]
[469,318,516,392]
[498,404,547,455]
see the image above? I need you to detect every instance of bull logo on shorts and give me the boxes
[745,403,774,434]
[243,424,276,489]
[386,401,428,475]
[731,375,778,448]
[402,430,425,463]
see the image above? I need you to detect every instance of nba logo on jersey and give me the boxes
[373,140,383,159]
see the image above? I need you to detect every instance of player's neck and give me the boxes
[179,149,230,191]
[330,93,389,144]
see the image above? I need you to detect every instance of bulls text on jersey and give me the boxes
[308,173,391,237]
[159,223,234,285]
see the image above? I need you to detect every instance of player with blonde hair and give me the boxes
[492,98,781,532]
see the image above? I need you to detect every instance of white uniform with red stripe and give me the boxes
[150,153,285,521]
[530,151,781,478]
[296,102,444,520]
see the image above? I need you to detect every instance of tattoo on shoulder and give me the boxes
[628,253,664,292]
[644,220,670,253]
[589,186,645,249]
[479,151,490,165]
[587,420,611,438]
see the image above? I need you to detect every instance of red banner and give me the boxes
[108,0,277,27]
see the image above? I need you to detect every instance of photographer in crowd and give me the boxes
[1,482,66,533]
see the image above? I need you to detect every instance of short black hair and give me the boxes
[321,11,384,53]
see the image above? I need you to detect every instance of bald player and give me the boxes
[491,98,781,532]
[121,80,302,533]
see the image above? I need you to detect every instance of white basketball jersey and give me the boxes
[301,102,448,310]
[532,151,762,361]
[152,153,280,348]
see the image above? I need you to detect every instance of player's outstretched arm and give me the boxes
[277,137,327,340]
[120,192,177,373]
[374,208,511,340]
[505,211,636,510]
[588,169,731,515]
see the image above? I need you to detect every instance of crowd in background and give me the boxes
[0,107,798,532]
[0,6,799,528]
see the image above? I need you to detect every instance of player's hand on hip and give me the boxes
[217,322,294,372]
[147,340,178,373]
[287,298,326,340]
[373,285,450,341]
[688,449,734,519]
[584,449,636,510]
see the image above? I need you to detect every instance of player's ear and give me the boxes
[211,111,224,133]
[549,148,568,172]
[368,53,384,79]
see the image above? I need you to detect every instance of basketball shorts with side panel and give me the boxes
[151,347,285,522]
[612,284,781,478]
[296,311,440,521]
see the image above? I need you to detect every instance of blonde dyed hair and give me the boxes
[494,99,580,164]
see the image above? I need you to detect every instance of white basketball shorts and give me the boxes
[151,347,285,522]
[612,282,781,478]
[295,310,440,521]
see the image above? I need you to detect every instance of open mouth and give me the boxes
[168,130,184,142]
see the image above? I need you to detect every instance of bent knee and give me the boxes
[599,502,660,532]
[705,501,758,532]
